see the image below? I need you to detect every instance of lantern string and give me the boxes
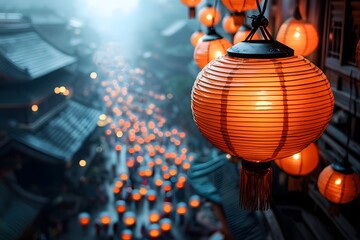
[245,0,273,42]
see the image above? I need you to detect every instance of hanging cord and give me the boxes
[245,0,273,41]
[293,0,302,20]
[344,72,358,168]
[212,0,219,27]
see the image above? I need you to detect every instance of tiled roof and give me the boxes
[12,101,100,161]
[0,181,45,240]
[0,28,76,81]
[189,154,265,239]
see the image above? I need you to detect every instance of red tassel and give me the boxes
[240,160,272,211]
[189,7,196,18]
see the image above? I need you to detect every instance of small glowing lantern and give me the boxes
[149,210,161,223]
[276,5,318,56]
[222,14,243,34]
[31,104,39,112]
[139,185,148,196]
[163,202,173,215]
[169,166,178,177]
[160,218,172,232]
[176,202,187,215]
[198,4,221,27]
[191,30,205,47]
[178,173,187,183]
[147,189,157,202]
[154,177,163,187]
[115,144,122,152]
[132,189,142,201]
[317,163,360,204]
[121,229,133,240]
[189,195,201,208]
[182,161,191,170]
[180,0,201,18]
[148,224,161,238]
[123,212,136,227]
[116,200,126,214]
[194,28,232,69]
[275,143,319,176]
[234,24,260,44]
[99,212,111,226]
[163,181,172,192]
[78,212,90,227]
[191,1,334,210]
[120,173,128,181]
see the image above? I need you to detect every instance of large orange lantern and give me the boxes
[194,28,232,69]
[191,30,205,47]
[233,24,260,44]
[191,2,334,210]
[274,143,319,176]
[317,163,360,204]
[198,4,221,27]
[276,5,318,56]
[180,0,201,18]
[221,0,258,13]
[222,14,243,34]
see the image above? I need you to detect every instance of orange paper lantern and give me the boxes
[276,6,318,56]
[176,202,187,215]
[181,0,201,18]
[149,210,161,223]
[222,14,243,34]
[189,195,201,208]
[275,143,319,176]
[148,224,161,238]
[160,218,172,232]
[191,30,205,47]
[191,25,334,209]
[121,229,133,240]
[194,29,232,69]
[221,0,259,12]
[100,212,111,226]
[162,202,173,214]
[317,163,360,204]
[234,24,260,44]
[116,200,126,214]
[198,4,221,27]
[123,212,136,226]
[78,212,90,227]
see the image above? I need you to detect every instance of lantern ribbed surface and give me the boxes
[221,0,258,12]
[317,165,360,204]
[193,38,232,69]
[191,55,334,162]
[274,142,319,176]
[276,18,319,56]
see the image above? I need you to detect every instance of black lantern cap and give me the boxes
[202,27,223,42]
[227,0,294,59]
[228,40,294,58]
[331,162,354,175]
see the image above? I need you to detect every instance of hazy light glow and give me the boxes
[293,153,300,160]
[335,178,342,185]
[84,0,139,17]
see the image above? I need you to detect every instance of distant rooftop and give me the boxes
[0,15,76,81]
